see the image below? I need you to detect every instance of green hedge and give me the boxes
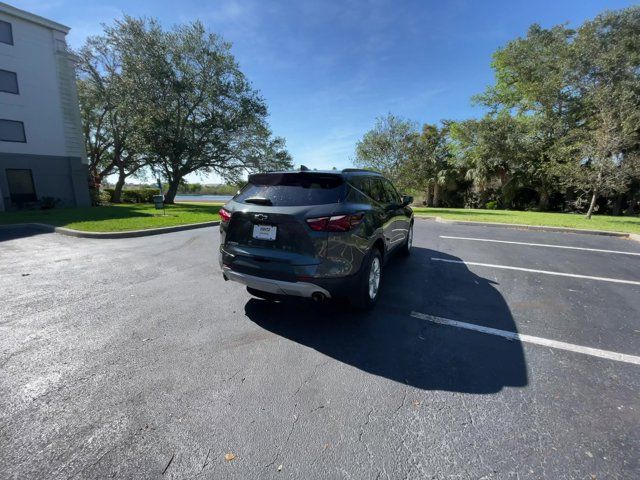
[104,188,157,204]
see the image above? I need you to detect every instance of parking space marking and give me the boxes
[431,257,640,286]
[410,311,640,366]
[440,235,640,256]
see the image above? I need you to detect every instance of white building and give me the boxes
[0,2,89,211]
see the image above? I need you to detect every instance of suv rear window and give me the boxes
[235,173,344,206]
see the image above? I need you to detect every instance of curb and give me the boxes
[414,215,635,239]
[0,220,220,239]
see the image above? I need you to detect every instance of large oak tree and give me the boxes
[103,17,291,203]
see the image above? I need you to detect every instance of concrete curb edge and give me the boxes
[0,220,220,239]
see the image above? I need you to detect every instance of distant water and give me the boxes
[175,194,233,203]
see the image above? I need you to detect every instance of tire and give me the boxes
[400,222,413,256]
[247,287,279,302]
[350,248,383,310]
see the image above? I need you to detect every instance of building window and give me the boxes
[0,119,26,142]
[0,69,18,94]
[0,20,12,45]
[6,169,37,204]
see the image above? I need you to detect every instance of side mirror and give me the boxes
[401,195,413,207]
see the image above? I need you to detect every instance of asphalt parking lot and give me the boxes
[1,220,639,479]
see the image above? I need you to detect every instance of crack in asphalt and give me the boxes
[358,408,374,443]
[162,452,175,475]
[201,448,211,471]
[293,360,329,397]
[263,360,329,470]
[263,413,300,469]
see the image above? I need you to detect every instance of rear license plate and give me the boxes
[252,224,277,241]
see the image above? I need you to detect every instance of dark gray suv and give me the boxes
[218,168,413,309]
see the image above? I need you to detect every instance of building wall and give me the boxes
[0,5,89,209]
[0,153,90,208]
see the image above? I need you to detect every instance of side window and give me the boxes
[348,176,372,198]
[382,179,401,204]
[368,178,388,204]
[348,176,365,193]
[349,176,394,204]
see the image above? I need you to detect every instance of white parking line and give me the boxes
[440,235,640,256]
[431,257,640,286]
[410,311,640,366]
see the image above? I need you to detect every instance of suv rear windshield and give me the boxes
[235,173,344,206]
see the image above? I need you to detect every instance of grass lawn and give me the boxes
[3,201,637,235]
[413,207,640,234]
[0,203,222,232]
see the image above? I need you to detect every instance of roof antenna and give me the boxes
[299,165,309,171]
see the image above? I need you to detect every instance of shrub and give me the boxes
[104,188,115,202]
[105,188,157,203]
[485,200,498,210]
[90,190,111,206]
[98,190,111,205]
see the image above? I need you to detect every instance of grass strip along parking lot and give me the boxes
[0,203,221,232]
[413,207,640,234]
[1,201,639,235]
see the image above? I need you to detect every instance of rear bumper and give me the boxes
[222,266,332,298]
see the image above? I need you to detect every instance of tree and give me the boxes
[571,7,640,218]
[351,6,640,215]
[77,32,147,203]
[475,23,583,209]
[401,123,452,207]
[106,17,291,203]
[77,78,114,196]
[353,114,419,186]
[450,111,539,207]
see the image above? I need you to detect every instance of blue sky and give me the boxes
[12,0,637,183]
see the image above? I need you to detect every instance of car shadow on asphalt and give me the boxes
[244,246,528,394]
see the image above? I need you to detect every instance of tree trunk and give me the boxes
[112,170,127,203]
[538,191,550,211]
[164,177,181,204]
[424,185,433,207]
[498,168,509,188]
[626,193,637,216]
[586,190,598,219]
[433,183,441,207]
[612,195,623,216]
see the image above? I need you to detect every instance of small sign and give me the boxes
[153,195,164,210]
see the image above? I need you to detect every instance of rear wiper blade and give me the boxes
[244,197,273,205]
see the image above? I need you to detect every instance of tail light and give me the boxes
[219,208,231,222]
[306,213,364,232]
